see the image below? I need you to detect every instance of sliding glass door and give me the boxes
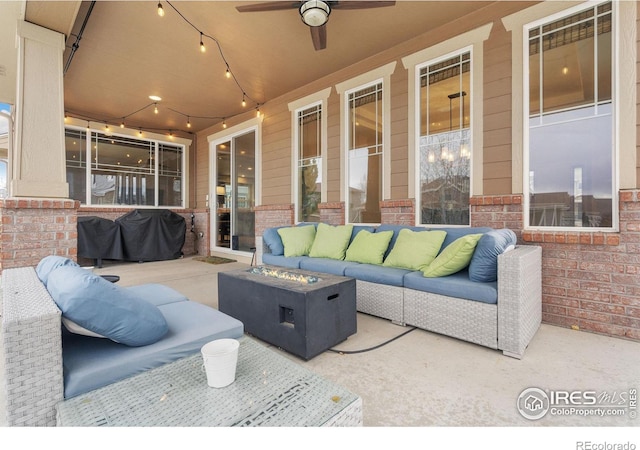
[214,130,256,252]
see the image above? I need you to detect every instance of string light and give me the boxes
[222,119,227,129]
[256,107,260,118]
[242,94,246,107]
[187,117,191,128]
[200,32,206,53]
[120,119,125,128]
[154,103,159,114]
[157,2,164,17]
[225,68,231,79]
[139,128,143,136]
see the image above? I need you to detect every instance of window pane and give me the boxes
[348,149,381,223]
[65,129,87,202]
[158,143,182,207]
[299,158,321,222]
[348,83,382,223]
[234,132,255,252]
[527,2,613,229]
[419,52,471,225]
[529,105,612,227]
[297,105,322,222]
[92,133,154,206]
[216,141,231,249]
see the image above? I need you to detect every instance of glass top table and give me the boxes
[56,336,362,427]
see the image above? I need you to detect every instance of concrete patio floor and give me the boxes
[1,255,639,442]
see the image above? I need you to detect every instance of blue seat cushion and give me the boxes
[468,229,517,282]
[344,264,411,287]
[403,270,498,304]
[299,257,361,276]
[62,300,244,398]
[47,266,169,347]
[126,283,190,307]
[262,254,307,269]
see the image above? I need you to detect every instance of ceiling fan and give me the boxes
[236,1,396,51]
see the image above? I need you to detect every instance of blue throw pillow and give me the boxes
[47,266,169,347]
[262,226,285,256]
[36,255,79,285]
[468,229,517,282]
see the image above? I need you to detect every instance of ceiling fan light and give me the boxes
[300,1,330,27]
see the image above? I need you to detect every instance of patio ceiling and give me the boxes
[26,1,518,135]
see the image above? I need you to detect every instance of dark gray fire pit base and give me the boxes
[218,266,357,360]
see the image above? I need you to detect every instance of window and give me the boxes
[65,128,185,207]
[526,1,613,229]
[418,51,471,225]
[0,102,10,198]
[347,82,383,224]
[296,104,322,222]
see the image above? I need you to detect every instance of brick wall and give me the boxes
[472,192,640,342]
[0,198,79,271]
[380,199,415,225]
[254,204,294,237]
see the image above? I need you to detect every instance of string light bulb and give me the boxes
[242,94,246,107]
[139,128,143,136]
[187,117,191,128]
[222,119,227,129]
[154,103,159,114]
[157,2,164,17]
[120,120,125,128]
[256,107,260,118]
[225,68,231,79]
[200,32,206,53]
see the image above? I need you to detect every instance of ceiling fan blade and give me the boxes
[310,25,327,51]
[236,2,301,13]
[331,1,395,10]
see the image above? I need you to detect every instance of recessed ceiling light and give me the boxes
[149,95,162,101]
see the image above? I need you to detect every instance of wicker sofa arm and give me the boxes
[497,245,542,359]
[1,267,63,426]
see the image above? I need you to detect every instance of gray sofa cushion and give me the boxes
[344,264,411,287]
[403,270,498,304]
[62,294,244,399]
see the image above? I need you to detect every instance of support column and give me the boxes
[12,21,68,198]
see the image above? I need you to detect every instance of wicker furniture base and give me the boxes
[56,336,362,426]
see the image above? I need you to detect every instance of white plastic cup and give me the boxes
[201,339,240,388]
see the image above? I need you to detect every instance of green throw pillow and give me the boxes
[422,233,483,278]
[277,225,316,257]
[309,223,354,260]
[345,230,393,265]
[383,229,447,271]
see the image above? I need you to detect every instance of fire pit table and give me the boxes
[218,266,357,360]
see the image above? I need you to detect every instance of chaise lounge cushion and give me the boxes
[36,255,80,285]
[47,265,169,347]
[61,291,244,398]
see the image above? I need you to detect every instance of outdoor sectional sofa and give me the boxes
[1,257,244,426]
[258,223,542,360]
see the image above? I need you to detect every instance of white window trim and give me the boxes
[402,23,492,207]
[335,62,396,224]
[64,117,191,208]
[288,88,331,223]
[503,0,634,232]
[502,0,635,198]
